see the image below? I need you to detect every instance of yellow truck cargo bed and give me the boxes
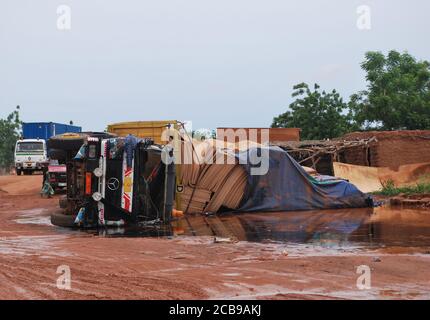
[107,120,180,145]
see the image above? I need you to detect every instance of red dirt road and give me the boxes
[0,175,429,300]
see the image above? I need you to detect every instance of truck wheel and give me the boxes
[48,132,116,151]
[82,132,117,140]
[59,196,68,209]
[16,168,22,176]
[48,133,86,151]
[50,210,76,228]
[48,148,67,161]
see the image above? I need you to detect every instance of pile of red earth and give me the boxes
[341,130,430,167]
[390,194,430,209]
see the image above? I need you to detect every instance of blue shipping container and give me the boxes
[22,122,82,140]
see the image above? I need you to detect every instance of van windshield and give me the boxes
[16,142,44,152]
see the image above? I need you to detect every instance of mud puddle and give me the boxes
[91,206,430,250]
[14,209,52,226]
[0,235,71,256]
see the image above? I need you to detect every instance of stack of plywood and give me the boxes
[175,136,319,214]
[177,138,252,214]
[181,187,213,213]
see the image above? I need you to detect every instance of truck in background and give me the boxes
[14,122,81,175]
[14,139,48,175]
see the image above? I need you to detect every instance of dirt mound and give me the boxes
[390,194,430,209]
[343,130,430,141]
[341,131,430,168]
[333,162,430,193]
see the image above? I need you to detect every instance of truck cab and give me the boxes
[14,139,48,175]
[52,135,175,228]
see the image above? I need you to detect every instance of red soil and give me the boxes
[0,175,429,300]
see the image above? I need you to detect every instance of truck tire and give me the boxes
[16,168,22,176]
[48,133,86,151]
[48,148,67,161]
[50,210,76,228]
[48,132,116,152]
[83,132,117,139]
[59,196,68,209]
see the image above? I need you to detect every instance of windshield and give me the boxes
[16,142,44,152]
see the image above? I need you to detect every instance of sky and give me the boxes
[1,0,429,132]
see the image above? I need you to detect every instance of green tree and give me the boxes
[0,106,22,169]
[272,83,354,140]
[351,50,430,130]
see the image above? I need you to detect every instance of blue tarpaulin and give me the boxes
[237,146,372,212]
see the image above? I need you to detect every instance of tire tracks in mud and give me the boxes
[0,250,207,299]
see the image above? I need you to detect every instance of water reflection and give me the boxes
[98,206,430,249]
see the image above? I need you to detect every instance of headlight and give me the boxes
[93,167,103,178]
[92,192,102,202]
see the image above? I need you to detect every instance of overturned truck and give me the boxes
[51,135,373,228]
[52,135,175,228]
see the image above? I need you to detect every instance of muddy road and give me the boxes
[0,175,430,300]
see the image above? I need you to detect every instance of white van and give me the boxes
[14,139,49,175]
